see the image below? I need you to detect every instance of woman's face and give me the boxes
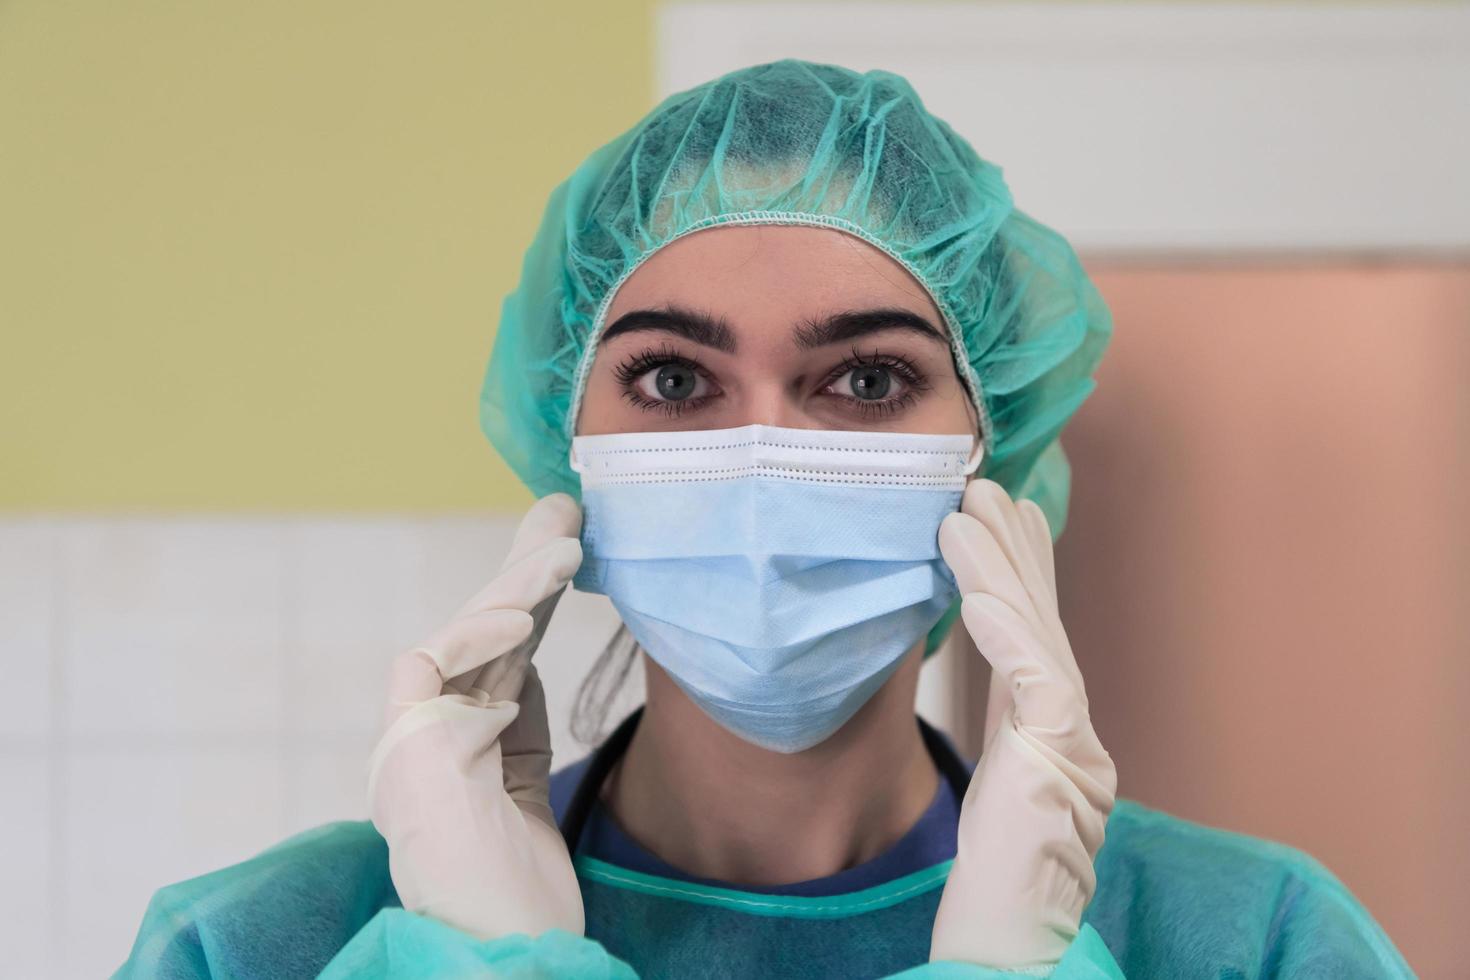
[576,225,978,437]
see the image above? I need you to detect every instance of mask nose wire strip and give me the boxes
[570,426,977,482]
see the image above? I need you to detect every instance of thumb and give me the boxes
[499,663,554,820]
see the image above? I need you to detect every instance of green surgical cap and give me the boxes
[480,58,1112,541]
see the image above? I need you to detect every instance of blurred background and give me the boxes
[2,2,1466,976]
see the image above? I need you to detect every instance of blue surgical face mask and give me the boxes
[570,423,982,754]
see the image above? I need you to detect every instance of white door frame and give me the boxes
[658,3,1470,259]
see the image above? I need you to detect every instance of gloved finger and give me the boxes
[366,690,522,825]
[460,584,566,694]
[959,480,1055,618]
[1009,497,1083,695]
[502,493,582,572]
[1015,498,1057,599]
[420,607,536,682]
[385,650,444,728]
[446,536,577,694]
[943,512,1086,701]
[959,591,1083,738]
[938,511,1039,630]
[453,537,583,620]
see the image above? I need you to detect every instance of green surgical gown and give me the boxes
[115,794,1412,978]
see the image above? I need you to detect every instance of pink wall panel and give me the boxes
[1051,262,1470,977]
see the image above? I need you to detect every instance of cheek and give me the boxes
[904,359,978,435]
[903,387,978,435]
[575,365,631,436]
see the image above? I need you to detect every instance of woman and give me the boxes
[120,59,1411,978]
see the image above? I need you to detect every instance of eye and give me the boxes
[635,361,711,402]
[611,345,722,417]
[825,363,911,403]
[818,349,932,420]
[837,364,897,401]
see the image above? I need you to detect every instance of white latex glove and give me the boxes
[930,479,1118,973]
[367,493,585,941]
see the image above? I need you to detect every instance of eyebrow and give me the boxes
[792,308,947,349]
[599,306,737,353]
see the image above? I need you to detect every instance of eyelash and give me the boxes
[820,346,931,418]
[610,344,932,418]
[612,344,713,417]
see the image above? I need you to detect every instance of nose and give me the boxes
[736,384,820,430]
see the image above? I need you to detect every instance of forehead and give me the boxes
[604,224,944,326]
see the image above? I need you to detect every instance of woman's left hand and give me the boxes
[929,479,1118,971]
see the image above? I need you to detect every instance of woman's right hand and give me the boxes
[367,493,586,941]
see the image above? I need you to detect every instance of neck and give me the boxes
[601,643,939,887]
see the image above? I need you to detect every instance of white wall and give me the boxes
[0,517,631,977]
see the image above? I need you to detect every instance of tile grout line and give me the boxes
[46,519,67,977]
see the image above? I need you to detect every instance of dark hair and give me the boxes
[569,623,640,747]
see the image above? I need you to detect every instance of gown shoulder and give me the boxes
[116,820,397,979]
[1088,799,1413,978]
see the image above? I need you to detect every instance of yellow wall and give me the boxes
[0,0,656,511]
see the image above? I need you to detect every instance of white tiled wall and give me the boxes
[0,516,633,979]
[0,515,962,979]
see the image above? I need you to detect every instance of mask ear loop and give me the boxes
[568,443,588,475]
[962,439,985,477]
